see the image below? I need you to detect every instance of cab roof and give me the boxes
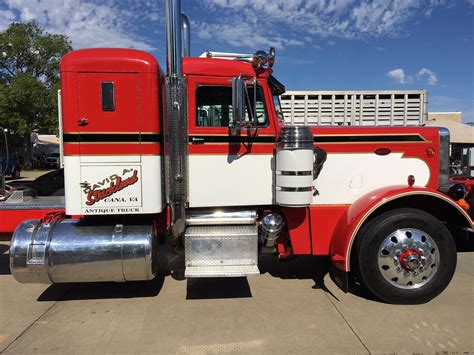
[183,57,264,78]
[60,48,160,73]
[60,48,266,78]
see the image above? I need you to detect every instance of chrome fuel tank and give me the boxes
[10,219,157,284]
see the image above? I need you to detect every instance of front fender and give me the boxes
[329,185,472,273]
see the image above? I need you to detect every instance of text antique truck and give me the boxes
[8,0,473,304]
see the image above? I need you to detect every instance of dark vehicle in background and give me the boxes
[1,151,21,179]
[45,153,60,168]
[7,169,64,196]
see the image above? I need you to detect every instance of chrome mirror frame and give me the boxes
[231,75,259,135]
[231,76,246,135]
[268,47,275,68]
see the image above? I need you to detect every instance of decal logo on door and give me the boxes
[81,169,139,206]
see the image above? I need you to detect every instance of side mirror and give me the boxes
[231,76,246,134]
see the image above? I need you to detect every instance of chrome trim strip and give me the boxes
[187,209,257,226]
[437,127,450,186]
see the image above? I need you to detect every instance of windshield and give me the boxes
[273,95,284,122]
[268,75,286,123]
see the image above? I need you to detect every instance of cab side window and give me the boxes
[196,85,267,127]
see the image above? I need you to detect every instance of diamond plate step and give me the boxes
[185,265,260,278]
[184,225,259,278]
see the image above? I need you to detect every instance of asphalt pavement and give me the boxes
[0,240,473,354]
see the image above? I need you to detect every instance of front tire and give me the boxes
[354,208,456,304]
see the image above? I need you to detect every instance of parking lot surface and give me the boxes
[0,240,473,354]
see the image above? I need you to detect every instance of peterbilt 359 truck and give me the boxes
[5,0,473,304]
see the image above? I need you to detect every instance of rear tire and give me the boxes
[354,208,456,304]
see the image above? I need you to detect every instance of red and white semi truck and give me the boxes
[3,0,473,304]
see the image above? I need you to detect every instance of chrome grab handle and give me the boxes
[77,118,89,126]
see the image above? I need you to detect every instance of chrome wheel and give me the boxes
[377,228,439,289]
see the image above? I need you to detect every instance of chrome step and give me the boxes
[185,265,260,278]
[184,225,259,278]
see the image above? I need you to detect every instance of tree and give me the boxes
[0,21,72,168]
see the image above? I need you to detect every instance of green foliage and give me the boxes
[0,73,51,135]
[0,21,72,165]
[0,21,71,87]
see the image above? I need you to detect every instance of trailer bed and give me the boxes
[0,196,65,235]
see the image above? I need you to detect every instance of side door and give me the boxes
[76,73,141,163]
[187,75,277,208]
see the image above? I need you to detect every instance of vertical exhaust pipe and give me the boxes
[181,14,191,57]
[165,0,188,239]
[166,0,183,77]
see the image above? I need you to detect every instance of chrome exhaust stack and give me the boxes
[10,219,157,284]
[181,14,191,57]
[165,0,189,240]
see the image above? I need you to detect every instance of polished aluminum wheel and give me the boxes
[377,228,439,289]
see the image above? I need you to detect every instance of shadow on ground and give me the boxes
[26,238,474,303]
[38,275,166,302]
[186,277,252,299]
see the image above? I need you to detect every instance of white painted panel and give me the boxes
[64,156,81,214]
[313,153,430,205]
[64,155,163,215]
[189,155,273,207]
[79,155,141,163]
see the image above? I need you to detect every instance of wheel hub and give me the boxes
[377,228,439,289]
[400,250,421,271]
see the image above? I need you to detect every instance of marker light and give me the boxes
[457,199,470,211]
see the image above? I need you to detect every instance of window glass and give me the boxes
[196,85,267,127]
[101,82,115,111]
[273,95,285,122]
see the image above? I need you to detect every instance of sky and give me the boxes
[1,0,473,123]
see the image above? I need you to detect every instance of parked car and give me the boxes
[45,153,60,168]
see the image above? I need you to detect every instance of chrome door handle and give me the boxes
[191,137,205,144]
[77,118,89,126]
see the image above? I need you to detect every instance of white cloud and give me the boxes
[2,0,157,51]
[194,17,304,50]
[198,0,441,48]
[351,0,421,36]
[417,67,438,85]
[195,0,463,49]
[386,68,409,84]
[386,67,439,85]
[0,10,16,31]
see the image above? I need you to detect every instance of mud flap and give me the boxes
[329,265,349,293]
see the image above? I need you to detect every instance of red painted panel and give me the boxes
[64,143,161,156]
[0,209,64,234]
[60,49,162,159]
[328,186,473,272]
[61,48,159,74]
[309,205,349,255]
[183,57,265,79]
[77,72,140,133]
[281,207,312,254]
